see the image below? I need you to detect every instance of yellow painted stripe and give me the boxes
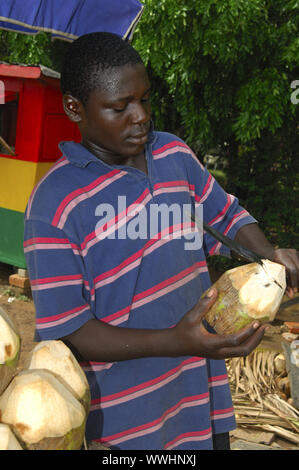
[0,157,54,212]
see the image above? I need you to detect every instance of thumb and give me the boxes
[189,288,218,324]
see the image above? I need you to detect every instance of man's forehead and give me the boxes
[98,64,148,91]
[91,63,149,98]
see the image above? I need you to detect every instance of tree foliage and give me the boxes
[133,0,299,248]
[0,1,298,251]
[133,0,298,146]
[0,30,68,71]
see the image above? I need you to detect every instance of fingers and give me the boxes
[210,322,269,359]
[185,287,272,359]
[188,288,218,324]
[274,249,299,296]
[286,287,295,299]
[285,251,299,295]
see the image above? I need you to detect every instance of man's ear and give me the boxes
[63,94,83,123]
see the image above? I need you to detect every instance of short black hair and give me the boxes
[60,32,144,105]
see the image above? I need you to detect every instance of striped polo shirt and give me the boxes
[24,129,257,450]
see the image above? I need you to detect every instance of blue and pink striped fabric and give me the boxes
[24,130,257,449]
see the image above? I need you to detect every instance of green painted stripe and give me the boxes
[0,207,26,268]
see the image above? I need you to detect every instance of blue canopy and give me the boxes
[0,0,144,41]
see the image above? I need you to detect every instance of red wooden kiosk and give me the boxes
[0,62,81,270]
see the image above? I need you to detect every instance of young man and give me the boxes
[24,32,299,450]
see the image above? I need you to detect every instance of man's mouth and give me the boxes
[127,133,148,145]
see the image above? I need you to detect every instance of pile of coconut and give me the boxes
[0,306,90,450]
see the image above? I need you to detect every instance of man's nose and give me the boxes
[131,102,149,124]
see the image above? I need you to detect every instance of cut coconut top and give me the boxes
[0,369,85,444]
[0,423,23,450]
[0,307,20,364]
[26,340,88,400]
[229,259,286,321]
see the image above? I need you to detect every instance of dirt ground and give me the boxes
[1,261,299,451]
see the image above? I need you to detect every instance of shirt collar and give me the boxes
[58,141,99,168]
[59,120,157,169]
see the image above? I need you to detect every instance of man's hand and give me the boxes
[173,288,268,360]
[234,223,299,298]
[272,249,299,298]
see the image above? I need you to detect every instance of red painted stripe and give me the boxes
[0,63,41,79]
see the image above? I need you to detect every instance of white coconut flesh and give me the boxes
[0,423,23,450]
[0,308,19,364]
[26,340,88,401]
[0,369,85,444]
[229,259,286,320]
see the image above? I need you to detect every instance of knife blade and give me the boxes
[187,211,283,289]
[188,211,264,265]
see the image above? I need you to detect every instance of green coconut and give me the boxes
[0,423,23,450]
[0,306,21,394]
[204,259,286,335]
[25,340,90,415]
[0,369,86,450]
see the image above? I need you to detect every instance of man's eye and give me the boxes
[114,106,126,113]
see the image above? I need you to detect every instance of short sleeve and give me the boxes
[24,218,95,341]
[184,148,258,258]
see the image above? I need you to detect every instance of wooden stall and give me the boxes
[0,62,80,269]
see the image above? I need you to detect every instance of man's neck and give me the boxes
[82,140,148,174]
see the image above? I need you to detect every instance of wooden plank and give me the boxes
[231,439,282,450]
[261,425,299,445]
[231,428,275,445]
